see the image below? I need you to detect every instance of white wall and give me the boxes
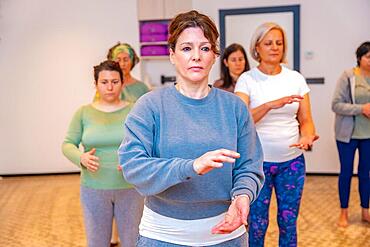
[0,0,140,174]
[1,0,369,174]
[193,0,370,173]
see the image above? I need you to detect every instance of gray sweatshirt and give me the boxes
[118,85,264,220]
[332,68,363,143]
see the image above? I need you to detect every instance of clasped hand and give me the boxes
[80,148,100,172]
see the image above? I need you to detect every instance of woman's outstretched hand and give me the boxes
[193,149,240,175]
[289,135,319,151]
[266,95,303,109]
[212,195,250,234]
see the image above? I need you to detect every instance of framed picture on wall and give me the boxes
[219,5,300,71]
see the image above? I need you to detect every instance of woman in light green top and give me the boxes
[332,41,370,227]
[62,60,143,247]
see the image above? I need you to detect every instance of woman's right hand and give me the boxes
[193,149,240,175]
[80,148,100,172]
[266,95,303,109]
[362,103,370,118]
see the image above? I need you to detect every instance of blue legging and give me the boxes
[336,139,370,209]
[248,155,305,247]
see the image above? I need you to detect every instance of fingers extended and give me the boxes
[216,149,240,158]
[213,155,236,164]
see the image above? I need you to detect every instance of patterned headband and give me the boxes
[111,44,134,63]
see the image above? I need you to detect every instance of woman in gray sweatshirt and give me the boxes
[118,10,264,247]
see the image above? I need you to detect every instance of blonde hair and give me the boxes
[249,22,288,64]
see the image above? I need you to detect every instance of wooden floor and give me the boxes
[0,174,368,247]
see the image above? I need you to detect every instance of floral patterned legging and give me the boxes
[248,154,305,247]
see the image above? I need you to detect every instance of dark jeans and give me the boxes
[336,139,370,208]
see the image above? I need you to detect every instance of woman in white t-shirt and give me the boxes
[235,22,318,247]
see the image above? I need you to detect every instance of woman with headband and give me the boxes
[106,43,148,246]
[95,43,150,103]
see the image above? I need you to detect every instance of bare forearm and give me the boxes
[252,95,303,123]
[251,103,271,123]
[299,120,316,137]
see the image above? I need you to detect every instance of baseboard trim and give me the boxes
[0,172,345,177]
[307,172,339,176]
[0,171,80,177]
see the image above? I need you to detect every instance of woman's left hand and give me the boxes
[289,135,319,151]
[211,195,250,234]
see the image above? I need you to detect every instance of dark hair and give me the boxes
[168,10,219,55]
[356,41,370,66]
[219,43,250,89]
[106,42,140,70]
[93,60,123,84]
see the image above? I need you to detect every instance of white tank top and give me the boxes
[139,205,246,246]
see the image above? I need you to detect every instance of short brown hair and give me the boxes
[93,60,123,84]
[168,10,220,55]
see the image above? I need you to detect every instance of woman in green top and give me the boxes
[62,60,143,247]
[332,41,370,227]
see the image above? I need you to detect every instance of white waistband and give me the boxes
[139,205,246,246]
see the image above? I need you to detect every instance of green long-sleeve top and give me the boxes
[62,104,133,189]
[121,81,149,103]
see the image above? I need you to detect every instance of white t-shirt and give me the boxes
[235,66,310,162]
